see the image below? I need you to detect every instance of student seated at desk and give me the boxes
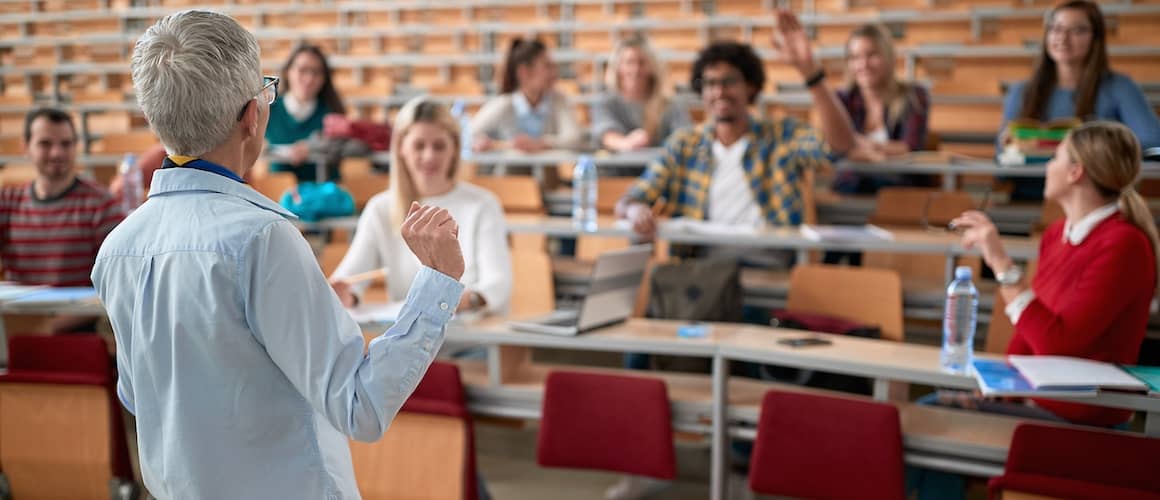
[331,97,512,315]
[998,0,1160,200]
[615,12,855,266]
[265,45,347,182]
[591,37,691,152]
[951,121,1157,427]
[470,38,583,153]
[832,23,931,194]
[0,108,124,332]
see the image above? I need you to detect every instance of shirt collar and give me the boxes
[1062,202,1119,245]
[512,91,551,117]
[149,166,297,220]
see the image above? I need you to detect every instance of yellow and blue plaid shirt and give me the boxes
[626,115,835,226]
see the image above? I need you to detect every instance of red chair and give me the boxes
[749,390,905,500]
[0,335,136,500]
[404,361,480,500]
[988,423,1160,500]
[537,371,676,480]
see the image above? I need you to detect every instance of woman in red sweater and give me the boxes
[952,121,1159,427]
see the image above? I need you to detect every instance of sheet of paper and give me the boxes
[5,287,98,305]
[0,284,47,302]
[800,224,894,243]
[658,219,759,237]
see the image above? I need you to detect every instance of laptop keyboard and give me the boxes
[542,316,578,327]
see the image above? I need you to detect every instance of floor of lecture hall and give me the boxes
[475,420,712,500]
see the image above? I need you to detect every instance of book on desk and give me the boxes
[972,356,1150,397]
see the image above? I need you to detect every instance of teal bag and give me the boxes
[279,181,355,222]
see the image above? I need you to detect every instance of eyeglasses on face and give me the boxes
[236,75,280,121]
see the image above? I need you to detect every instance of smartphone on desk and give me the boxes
[777,337,833,348]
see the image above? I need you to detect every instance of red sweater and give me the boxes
[1008,216,1156,426]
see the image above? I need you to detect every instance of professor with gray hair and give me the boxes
[92,10,467,499]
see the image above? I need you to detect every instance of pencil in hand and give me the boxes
[334,268,386,285]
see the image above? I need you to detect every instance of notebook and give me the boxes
[1121,365,1160,395]
[971,359,1097,397]
[1008,355,1149,392]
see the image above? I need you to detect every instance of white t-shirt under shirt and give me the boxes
[707,138,762,227]
[706,138,792,267]
[331,182,513,314]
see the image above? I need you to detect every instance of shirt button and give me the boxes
[440,302,449,311]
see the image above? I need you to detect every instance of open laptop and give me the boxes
[508,245,652,336]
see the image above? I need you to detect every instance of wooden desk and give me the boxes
[446,318,1160,500]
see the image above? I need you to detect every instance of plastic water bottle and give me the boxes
[118,153,142,214]
[941,266,979,374]
[451,99,472,161]
[572,155,597,232]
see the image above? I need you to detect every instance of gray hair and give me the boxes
[131,10,261,156]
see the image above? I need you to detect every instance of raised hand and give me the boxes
[771,9,819,78]
[401,202,465,280]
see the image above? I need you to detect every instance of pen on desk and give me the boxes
[336,268,386,285]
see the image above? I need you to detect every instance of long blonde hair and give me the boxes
[843,24,922,131]
[1066,121,1160,290]
[388,97,460,230]
[605,37,669,139]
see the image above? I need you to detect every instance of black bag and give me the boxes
[762,310,882,395]
[644,257,744,372]
[647,257,744,322]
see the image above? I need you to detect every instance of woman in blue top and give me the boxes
[265,45,348,182]
[1000,0,1160,199]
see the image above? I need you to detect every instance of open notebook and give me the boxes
[971,359,1098,397]
[1009,356,1149,392]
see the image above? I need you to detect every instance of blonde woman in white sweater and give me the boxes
[332,97,512,314]
[471,37,583,153]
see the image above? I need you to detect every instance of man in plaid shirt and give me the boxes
[617,11,856,239]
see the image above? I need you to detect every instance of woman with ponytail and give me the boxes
[951,121,1158,427]
[470,38,582,153]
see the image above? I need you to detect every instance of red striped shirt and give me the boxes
[0,178,125,286]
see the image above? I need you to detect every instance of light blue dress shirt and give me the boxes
[92,165,464,500]
[511,91,549,137]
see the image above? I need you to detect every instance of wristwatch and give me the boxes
[995,265,1024,286]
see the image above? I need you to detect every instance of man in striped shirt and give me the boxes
[0,108,124,288]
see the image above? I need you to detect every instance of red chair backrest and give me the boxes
[989,423,1160,500]
[2,335,131,480]
[749,390,905,500]
[401,361,477,500]
[537,371,676,480]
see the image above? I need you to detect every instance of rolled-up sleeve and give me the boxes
[244,221,464,442]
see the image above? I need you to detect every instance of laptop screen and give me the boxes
[576,245,652,331]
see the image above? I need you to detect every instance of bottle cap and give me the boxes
[954,266,972,280]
